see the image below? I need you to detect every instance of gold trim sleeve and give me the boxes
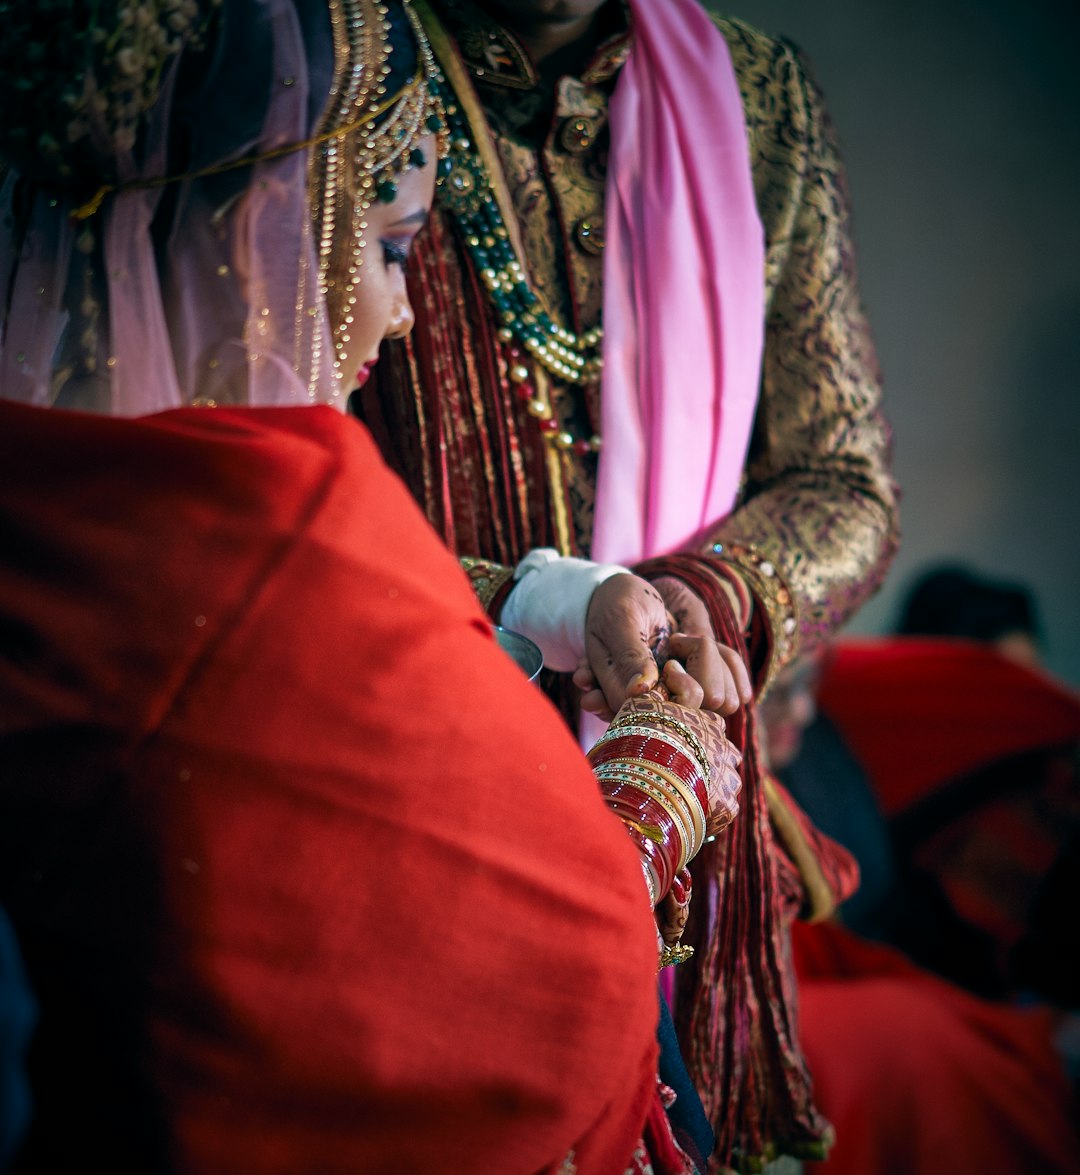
[706,21,901,683]
[459,556,515,616]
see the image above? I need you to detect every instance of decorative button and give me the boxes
[574,215,605,255]
[446,165,474,195]
[560,116,596,154]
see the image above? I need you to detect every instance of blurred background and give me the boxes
[705,0,1080,685]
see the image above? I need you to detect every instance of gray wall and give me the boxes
[707,0,1080,684]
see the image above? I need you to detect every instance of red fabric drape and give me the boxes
[801,638,1080,1172]
[0,402,661,1174]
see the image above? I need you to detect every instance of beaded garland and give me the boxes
[430,72,604,454]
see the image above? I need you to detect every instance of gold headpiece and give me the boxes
[310,0,448,382]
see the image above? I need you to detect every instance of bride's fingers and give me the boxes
[717,642,753,705]
[666,632,740,714]
[661,658,705,709]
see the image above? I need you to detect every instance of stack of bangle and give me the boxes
[588,709,714,905]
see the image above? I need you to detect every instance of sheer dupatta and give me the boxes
[0,0,338,414]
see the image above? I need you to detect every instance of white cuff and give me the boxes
[500,549,631,672]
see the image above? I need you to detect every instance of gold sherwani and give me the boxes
[359,0,899,687]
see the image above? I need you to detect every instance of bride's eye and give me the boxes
[381,238,411,269]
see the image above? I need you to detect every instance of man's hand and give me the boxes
[652,575,752,712]
[575,573,671,719]
[574,573,752,718]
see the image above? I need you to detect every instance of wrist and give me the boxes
[500,549,630,672]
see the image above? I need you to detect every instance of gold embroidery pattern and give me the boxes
[459,556,514,614]
[706,17,899,675]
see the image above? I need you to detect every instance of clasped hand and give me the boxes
[573,573,752,720]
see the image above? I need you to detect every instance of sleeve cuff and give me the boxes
[500,549,630,672]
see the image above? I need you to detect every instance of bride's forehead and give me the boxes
[367,136,439,213]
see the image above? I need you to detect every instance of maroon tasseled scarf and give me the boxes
[637,553,837,1173]
[359,209,573,564]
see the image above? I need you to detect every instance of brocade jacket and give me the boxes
[359,0,900,689]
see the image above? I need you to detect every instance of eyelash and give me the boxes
[381,239,411,269]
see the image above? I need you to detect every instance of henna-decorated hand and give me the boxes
[650,575,752,714]
[614,689,742,836]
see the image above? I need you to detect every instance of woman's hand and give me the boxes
[611,690,742,835]
[657,869,693,947]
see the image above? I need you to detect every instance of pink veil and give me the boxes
[0,0,339,414]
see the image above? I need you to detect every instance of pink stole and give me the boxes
[592,0,765,567]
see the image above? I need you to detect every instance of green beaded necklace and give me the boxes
[433,81,605,395]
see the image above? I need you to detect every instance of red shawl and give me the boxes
[0,402,661,1174]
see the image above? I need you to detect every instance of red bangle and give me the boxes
[605,789,682,896]
[589,734,709,813]
[604,785,681,846]
[598,767,697,868]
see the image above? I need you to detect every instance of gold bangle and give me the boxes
[597,758,702,851]
[594,723,701,765]
[639,856,660,906]
[598,769,694,866]
[620,816,665,844]
[619,758,706,853]
[595,727,709,809]
[659,942,695,968]
[609,712,712,785]
[601,772,695,864]
[596,766,696,868]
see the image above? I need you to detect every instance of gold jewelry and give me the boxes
[617,758,706,853]
[459,557,515,612]
[312,0,449,385]
[593,723,703,766]
[599,759,702,855]
[69,4,443,223]
[659,942,695,968]
[609,711,713,785]
[606,783,694,866]
[415,0,602,389]
[639,857,660,907]
[595,766,695,870]
[620,817,666,845]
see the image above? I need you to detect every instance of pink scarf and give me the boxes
[592,0,765,566]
